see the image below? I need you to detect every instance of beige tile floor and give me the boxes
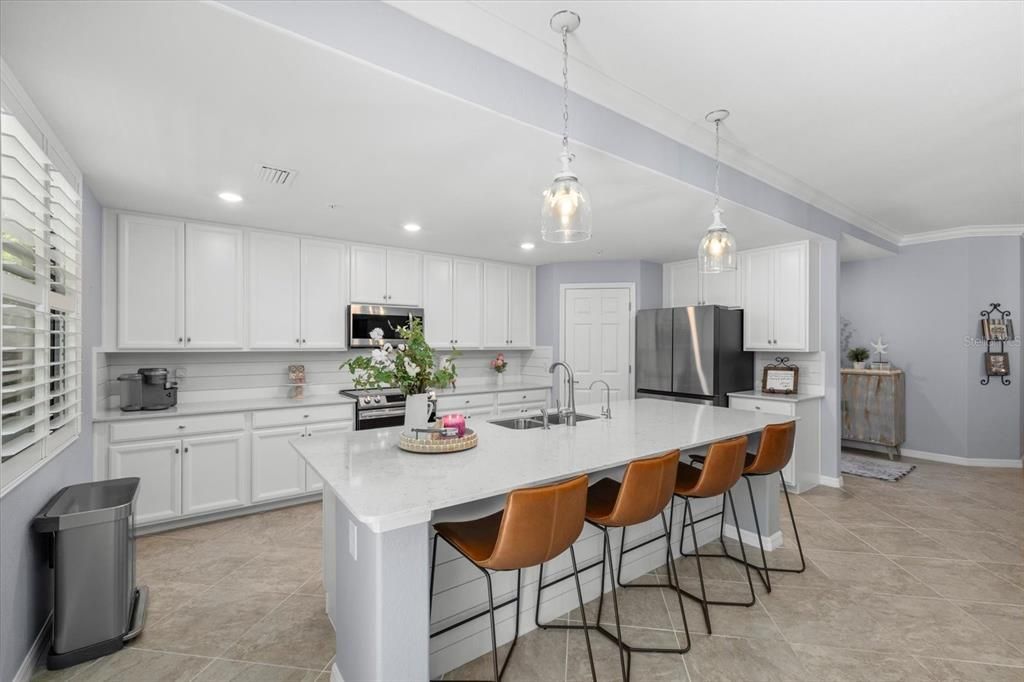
[34,455,1024,681]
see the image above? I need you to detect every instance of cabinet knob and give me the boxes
[296,338,301,344]
[184,446,189,453]
[177,425,185,430]
[177,337,183,344]
[186,337,191,343]
[303,414,310,419]
[174,447,179,454]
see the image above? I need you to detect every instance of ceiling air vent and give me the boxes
[254,164,297,187]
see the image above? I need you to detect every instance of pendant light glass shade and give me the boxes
[542,154,592,243]
[698,207,737,273]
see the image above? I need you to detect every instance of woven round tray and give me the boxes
[398,428,478,454]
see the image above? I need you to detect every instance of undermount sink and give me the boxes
[489,413,600,430]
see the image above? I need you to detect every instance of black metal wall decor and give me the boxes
[980,303,1012,386]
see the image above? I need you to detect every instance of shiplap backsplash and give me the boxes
[754,351,825,395]
[99,346,555,408]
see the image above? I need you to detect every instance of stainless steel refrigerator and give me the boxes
[635,306,753,406]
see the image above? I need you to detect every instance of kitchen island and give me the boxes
[295,398,792,681]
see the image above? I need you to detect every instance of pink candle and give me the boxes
[442,413,466,437]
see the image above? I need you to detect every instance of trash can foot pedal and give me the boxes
[47,636,123,670]
[124,586,148,642]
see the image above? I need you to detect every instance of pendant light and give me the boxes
[698,110,738,273]
[541,10,592,244]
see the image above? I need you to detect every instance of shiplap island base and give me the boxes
[295,399,791,681]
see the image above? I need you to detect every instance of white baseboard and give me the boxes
[818,474,844,488]
[723,524,785,551]
[14,613,51,682]
[902,449,1023,469]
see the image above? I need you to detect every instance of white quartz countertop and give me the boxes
[295,398,790,533]
[93,381,551,423]
[727,390,825,404]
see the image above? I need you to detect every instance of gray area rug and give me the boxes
[841,452,916,481]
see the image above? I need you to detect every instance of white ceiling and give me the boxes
[0,0,815,265]
[390,0,1024,239]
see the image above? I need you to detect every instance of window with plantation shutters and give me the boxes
[1,108,82,490]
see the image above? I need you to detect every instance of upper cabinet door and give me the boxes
[301,239,348,349]
[350,245,387,304]
[185,223,245,348]
[701,268,741,308]
[248,231,301,349]
[482,263,510,348]
[117,215,185,348]
[771,242,809,351]
[741,249,774,350]
[423,255,454,347]
[452,260,483,348]
[386,249,423,306]
[507,265,533,347]
[667,260,700,307]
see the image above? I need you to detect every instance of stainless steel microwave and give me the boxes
[348,305,424,347]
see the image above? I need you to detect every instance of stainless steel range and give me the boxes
[340,388,406,430]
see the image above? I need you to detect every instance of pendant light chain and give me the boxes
[713,119,721,212]
[561,26,570,155]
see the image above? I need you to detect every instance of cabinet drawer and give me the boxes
[496,389,549,406]
[110,412,245,443]
[437,393,494,412]
[729,397,794,417]
[252,404,354,429]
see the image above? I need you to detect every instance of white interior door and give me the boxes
[562,287,632,407]
[301,238,348,348]
[248,231,301,348]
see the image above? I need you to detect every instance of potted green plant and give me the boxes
[341,318,458,428]
[847,347,870,370]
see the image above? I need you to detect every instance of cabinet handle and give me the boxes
[302,339,306,344]
[178,337,183,344]
[177,425,185,430]
[186,337,191,343]
[296,338,301,344]
[754,406,761,410]
[184,446,189,453]
[303,414,310,419]
[174,447,179,454]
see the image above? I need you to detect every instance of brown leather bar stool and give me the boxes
[534,450,690,681]
[428,475,596,682]
[690,421,805,593]
[669,435,756,634]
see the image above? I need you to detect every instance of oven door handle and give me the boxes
[359,407,406,420]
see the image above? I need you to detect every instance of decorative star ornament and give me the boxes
[870,336,888,358]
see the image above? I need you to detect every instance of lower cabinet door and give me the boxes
[304,421,353,491]
[494,401,547,417]
[182,432,249,515]
[109,439,182,524]
[251,426,307,503]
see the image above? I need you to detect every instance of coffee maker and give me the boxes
[117,368,178,411]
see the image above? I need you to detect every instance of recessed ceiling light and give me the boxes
[520,242,536,250]
[218,191,243,203]
[403,223,422,232]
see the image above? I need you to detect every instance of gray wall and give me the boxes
[535,260,662,362]
[840,237,1023,460]
[0,185,101,680]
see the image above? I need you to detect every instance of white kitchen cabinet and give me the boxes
[508,265,533,347]
[482,263,533,348]
[728,395,821,492]
[665,260,700,307]
[304,420,353,491]
[423,255,454,347]
[109,439,181,524]
[350,245,422,306]
[424,257,484,349]
[181,432,249,515]
[300,238,348,348]
[741,249,774,350]
[664,258,739,307]
[117,215,185,348]
[386,249,423,306]
[248,231,301,349]
[251,426,307,503]
[741,241,816,352]
[350,245,388,304]
[185,223,245,348]
[483,263,510,347]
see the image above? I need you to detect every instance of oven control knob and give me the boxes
[361,397,372,406]
[373,396,383,404]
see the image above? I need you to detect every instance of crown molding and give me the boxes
[899,224,1024,246]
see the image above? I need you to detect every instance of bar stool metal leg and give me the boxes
[568,546,598,682]
[743,476,772,592]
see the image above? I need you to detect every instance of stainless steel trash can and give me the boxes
[33,477,148,669]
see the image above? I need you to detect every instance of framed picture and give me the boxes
[987,319,1009,341]
[985,352,1009,376]
[762,366,799,394]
